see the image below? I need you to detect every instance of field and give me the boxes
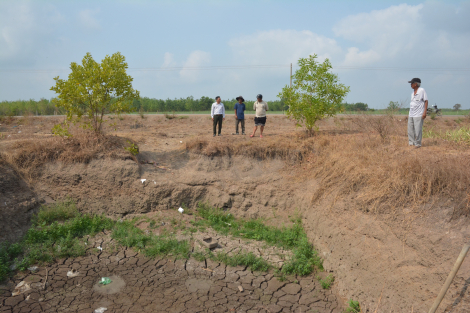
[1,112,470,312]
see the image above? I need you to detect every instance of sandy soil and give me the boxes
[1,114,470,312]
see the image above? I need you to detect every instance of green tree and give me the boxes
[278,54,350,135]
[50,52,139,133]
[387,101,400,111]
[453,103,462,111]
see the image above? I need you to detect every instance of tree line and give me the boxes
[0,97,291,116]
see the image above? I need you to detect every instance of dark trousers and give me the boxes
[235,119,245,133]
[213,114,223,135]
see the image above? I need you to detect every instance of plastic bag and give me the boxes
[99,277,112,285]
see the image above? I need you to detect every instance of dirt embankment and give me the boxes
[3,150,467,312]
[2,115,470,312]
[0,156,41,243]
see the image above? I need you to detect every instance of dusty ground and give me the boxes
[1,114,470,312]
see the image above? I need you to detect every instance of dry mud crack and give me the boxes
[0,246,342,313]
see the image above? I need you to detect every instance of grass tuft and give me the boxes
[345,299,361,313]
[319,274,335,289]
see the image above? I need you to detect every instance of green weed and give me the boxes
[319,274,335,289]
[345,299,361,313]
[124,140,139,155]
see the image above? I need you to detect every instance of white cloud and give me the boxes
[162,52,175,67]
[333,4,423,63]
[0,2,63,65]
[78,9,101,31]
[228,29,342,65]
[179,50,211,82]
[343,47,380,66]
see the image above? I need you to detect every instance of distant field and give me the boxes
[343,109,470,116]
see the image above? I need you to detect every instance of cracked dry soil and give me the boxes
[0,247,341,313]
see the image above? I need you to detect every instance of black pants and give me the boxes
[213,114,223,135]
[235,119,245,133]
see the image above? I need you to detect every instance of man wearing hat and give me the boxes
[408,78,428,148]
[233,96,246,135]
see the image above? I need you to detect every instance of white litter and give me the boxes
[178,207,184,213]
[18,131,21,133]
[67,269,79,277]
[28,266,38,272]
[180,141,182,143]
[97,246,103,251]
[26,295,30,301]
[153,180,156,185]
[141,179,146,183]
[225,222,231,226]
[12,281,31,296]
[94,308,107,313]
[238,285,244,292]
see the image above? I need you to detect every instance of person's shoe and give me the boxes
[414,145,421,149]
[250,134,254,138]
[213,134,216,137]
[260,135,263,138]
[218,134,221,136]
[242,132,246,135]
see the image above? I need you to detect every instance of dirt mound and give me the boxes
[185,133,314,162]
[2,132,136,180]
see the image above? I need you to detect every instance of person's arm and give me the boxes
[422,89,428,119]
[211,104,214,120]
[423,100,428,119]
[222,104,225,120]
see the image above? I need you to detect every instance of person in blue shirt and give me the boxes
[233,96,246,135]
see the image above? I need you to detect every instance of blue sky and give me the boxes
[0,0,469,108]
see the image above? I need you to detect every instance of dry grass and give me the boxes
[309,134,470,210]
[185,133,315,162]
[2,130,137,179]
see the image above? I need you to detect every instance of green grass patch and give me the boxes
[111,220,190,259]
[0,200,114,282]
[424,126,470,145]
[196,203,323,276]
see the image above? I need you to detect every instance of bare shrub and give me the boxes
[348,113,404,142]
[2,130,137,180]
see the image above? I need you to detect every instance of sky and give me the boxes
[0,0,469,109]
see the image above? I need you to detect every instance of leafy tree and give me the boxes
[386,101,400,111]
[453,103,462,111]
[344,102,369,111]
[278,54,350,135]
[50,52,139,134]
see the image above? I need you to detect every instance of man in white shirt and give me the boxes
[211,96,225,137]
[250,94,269,138]
[408,78,428,148]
